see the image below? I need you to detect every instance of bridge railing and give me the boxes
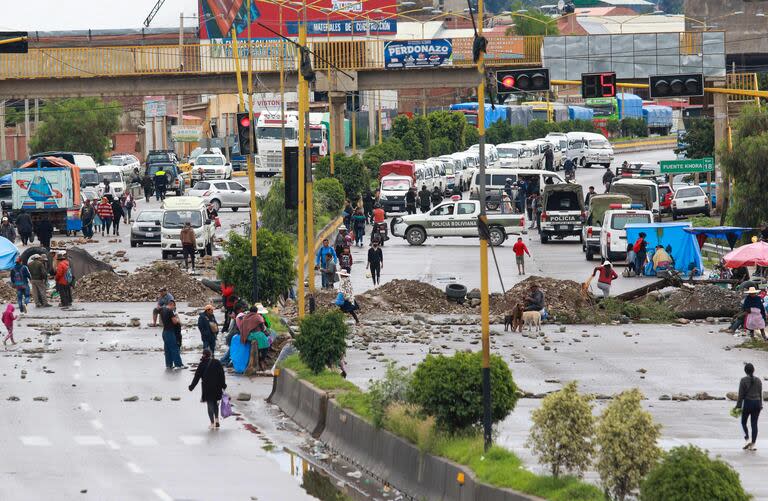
[0,36,544,79]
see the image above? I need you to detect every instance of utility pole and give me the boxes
[178,12,185,158]
[476,0,493,452]
[246,0,260,302]
[296,1,308,318]
[24,99,30,157]
[279,2,286,180]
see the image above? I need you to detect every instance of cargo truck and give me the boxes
[12,156,82,233]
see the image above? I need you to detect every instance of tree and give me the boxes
[505,3,559,36]
[430,137,454,157]
[427,111,468,153]
[361,138,408,179]
[408,351,518,432]
[294,310,349,374]
[677,119,714,158]
[316,153,370,199]
[720,106,768,228]
[527,382,595,478]
[216,229,295,305]
[30,98,122,163]
[640,445,750,501]
[595,388,662,501]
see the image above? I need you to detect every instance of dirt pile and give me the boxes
[356,279,468,314]
[74,262,216,303]
[665,284,741,319]
[490,276,593,316]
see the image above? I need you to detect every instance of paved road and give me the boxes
[0,303,318,500]
[345,149,677,296]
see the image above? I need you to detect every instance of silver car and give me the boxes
[187,180,256,212]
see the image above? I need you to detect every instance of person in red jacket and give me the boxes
[220,283,237,333]
[592,260,619,298]
[512,237,531,275]
[54,251,73,307]
[96,197,114,236]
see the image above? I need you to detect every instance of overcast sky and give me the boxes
[1,0,200,31]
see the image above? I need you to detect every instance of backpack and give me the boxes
[64,266,74,285]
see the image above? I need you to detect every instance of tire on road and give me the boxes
[540,232,549,244]
[488,226,506,246]
[210,199,222,211]
[20,246,49,266]
[586,247,594,261]
[445,283,467,301]
[405,226,426,246]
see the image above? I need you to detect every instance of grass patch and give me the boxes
[736,338,768,352]
[597,296,677,323]
[280,355,358,392]
[336,391,374,421]
[689,215,719,227]
[266,313,288,334]
[383,403,438,452]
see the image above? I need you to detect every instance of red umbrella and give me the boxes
[723,241,768,268]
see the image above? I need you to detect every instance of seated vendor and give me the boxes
[652,245,672,272]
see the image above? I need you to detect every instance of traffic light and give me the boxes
[284,146,299,210]
[0,32,28,54]
[649,73,704,99]
[236,111,256,155]
[496,68,550,95]
[581,72,616,99]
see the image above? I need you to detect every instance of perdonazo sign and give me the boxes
[384,39,453,70]
[198,0,396,39]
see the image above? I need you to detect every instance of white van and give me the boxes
[437,156,461,192]
[160,196,217,259]
[545,132,569,155]
[468,144,499,166]
[426,158,448,193]
[414,161,434,192]
[96,166,127,197]
[496,142,538,170]
[456,151,477,191]
[599,208,654,262]
[611,178,660,216]
[469,168,565,209]
[535,138,565,170]
[565,132,614,168]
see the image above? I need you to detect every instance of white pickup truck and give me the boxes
[599,208,654,262]
[391,199,525,246]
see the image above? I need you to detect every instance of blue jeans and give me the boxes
[219,349,231,367]
[16,287,27,312]
[162,330,183,368]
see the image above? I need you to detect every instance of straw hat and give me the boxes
[745,287,761,295]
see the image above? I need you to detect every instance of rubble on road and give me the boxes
[665,284,741,319]
[490,276,594,317]
[74,261,216,303]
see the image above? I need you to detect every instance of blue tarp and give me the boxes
[0,237,18,270]
[617,93,644,119]
[683,226,754,250]
[642,105,673,127]
[229,334,251,374]
[625,222,704,276]
[568,105,594,121]
[449,103,510,128]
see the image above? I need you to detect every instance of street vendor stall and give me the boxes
[625,222,704,276]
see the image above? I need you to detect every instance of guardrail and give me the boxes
[0,37,545,80]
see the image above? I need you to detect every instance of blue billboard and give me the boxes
[384,39,453,70]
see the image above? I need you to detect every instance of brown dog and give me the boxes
[504,303,524,332]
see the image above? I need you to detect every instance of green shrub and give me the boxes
[314,177,345,214]
[464,122,480,147]
[408,351,519,432]
[259,179,296,234]
[361,138,408,179]
[640,445,750,501]
[595,388,661,501]
[216,229,295,304]
[606,119,620,135]
[294,310,349,374]
[383,402,438,452]
[368,362,412,428]
[430,137,454,156]
[316,153,370,199]
[527,381,595,478]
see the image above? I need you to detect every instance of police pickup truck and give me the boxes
[391,198,525,246]
[539,183,584,243]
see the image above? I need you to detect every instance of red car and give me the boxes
[659,183,674,215]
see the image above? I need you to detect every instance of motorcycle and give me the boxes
[370,222,389,245]
[565,169,576,182]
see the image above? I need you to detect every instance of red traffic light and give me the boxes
[239,116,251,127]
[501,75,516,89]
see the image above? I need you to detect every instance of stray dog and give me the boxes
[522,310,542,332]
[504,303,524,332]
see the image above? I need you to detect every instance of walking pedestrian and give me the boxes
[220,283,236,333]
[151,287,174,326]
[197,304,219,353]
[602,168,615,193]
[28,254,50,307]
[366,240,383,286]
[584,186,597,206]
[405,186,417,215]
[633,232,648,276]
[512,237,531,275]
[336,270,359,323]
[342,200,353,230]
[154,170,167,201]
[2,304,17,347]
[80,200,95,238]
[591,260,618,298]
[430,186,443,208]
[742,287,767,340]
[0,217,16,242]
[189,348,227,429]
[35,218,54,250]
[54,251,73,307]
[363,190,375,224]
[122,193,135,223]
[160,299,185,370]
[180,222,197,272]
[315,238,337,288]
[321,253,338,290]
[15,211,33,245]
[10,257,31,313]
[339,246,353,274]
[96,197,113,236]
[419,185,431,213]
[110,197,124,236]
[335,226,349,257]
[142,174,154,203]
[352,208,366,247]
[736,363,763,451]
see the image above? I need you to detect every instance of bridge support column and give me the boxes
[329,92,346,155]
[712,80,728,215]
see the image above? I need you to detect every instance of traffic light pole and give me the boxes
[296,3,308,318]
[246,0,259,303]
[476,0,493,453]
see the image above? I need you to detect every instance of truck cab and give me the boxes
[256,110,298,176]
[599,207,654,262]
[160,196,216,259]
[379,174,412,213]
[539,183,585,243]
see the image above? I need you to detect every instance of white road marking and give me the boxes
[73,373,81,380]
[153,488,173,501]
[106,440,121,450]
[89,419,103,430]
[125,462,143,474]
[76,349,85,356]
[126,435,158,446]
[73,360,81,367]
[74,435,105,446]
[79,402,91,412]
[20,436,51,446]
[178,435,204,445]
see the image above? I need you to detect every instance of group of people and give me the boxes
[625,232,675,277]
[0,212,54,249]
[80,191,136,238]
